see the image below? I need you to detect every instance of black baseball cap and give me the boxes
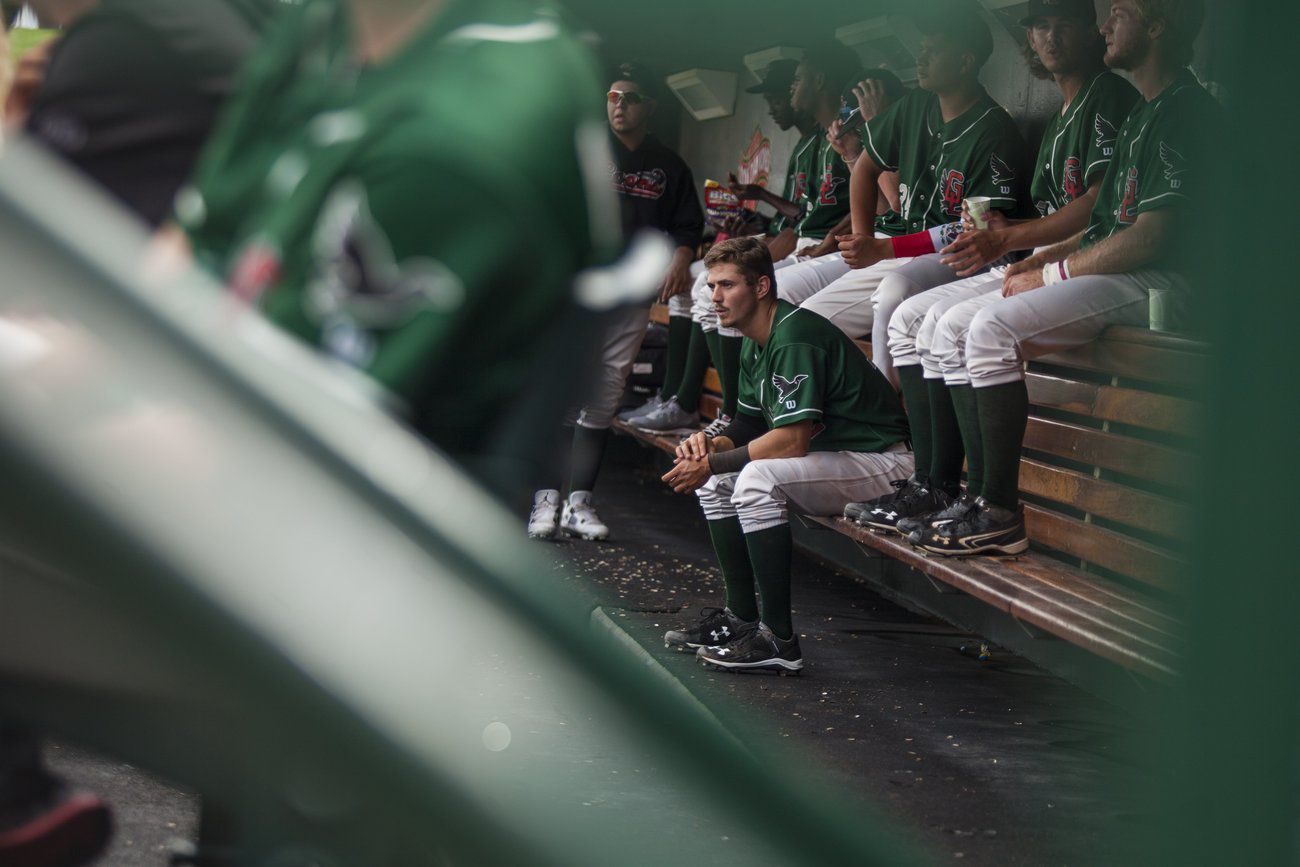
[1019,0,1098,26]
[745,59,799,95]
[911,2,995,68]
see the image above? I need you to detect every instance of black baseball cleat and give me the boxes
[697,623,803,674]
[915,497,1029,556]
[843,477,911,523]
[664,607,754,653]
[899,492,979,543]
[857,478,954,536]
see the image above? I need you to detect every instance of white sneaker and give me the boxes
[635,398,700,433]
[561,491,609,540]
[527,489,561,539]
[617,394,664,423]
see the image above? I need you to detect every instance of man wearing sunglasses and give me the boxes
[529,63,704,541]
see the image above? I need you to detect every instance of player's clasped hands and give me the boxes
[662,432,714,494]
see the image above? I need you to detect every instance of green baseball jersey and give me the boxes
[793,131,851,239]
[768,130,819,236]
[176,0,612,458]
[1081,70,1219,256]
[736,300,910,454]
[1031,71,1138,216]
[861,89,1029,235]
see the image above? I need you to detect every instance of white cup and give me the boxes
[964,196,992,230]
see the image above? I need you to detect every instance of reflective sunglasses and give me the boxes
[607,89,649,106]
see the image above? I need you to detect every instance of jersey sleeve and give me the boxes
[763,343,827,427]
[1129,102,1211,218]
[736,354,762,416]
[961,120,1028,213]
[1083,77,1139,184]
[860,93,912,173]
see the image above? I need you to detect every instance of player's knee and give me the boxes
[873,274,921,319]
[968,307,1016,355]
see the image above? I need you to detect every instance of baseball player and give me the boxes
[529,62,704,540]
[619,60,816,435]
[908,0,1216,555]
[171,0,614,496]
[773,4,1029,390]
[845,0,1138,536]
[660,237,912,672]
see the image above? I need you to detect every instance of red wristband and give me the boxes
[890,232,936,258]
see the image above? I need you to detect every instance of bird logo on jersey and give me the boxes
[1063,156,1084,201]
[941,170,966,217]
[1158,142,1187,189]
[818,164,846,205]
[990,155,1016,195]
[772,373,809,404]
[1094,114,1119,157]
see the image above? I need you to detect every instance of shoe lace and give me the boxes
[702,416,729,438]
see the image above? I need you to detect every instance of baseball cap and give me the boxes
[910,2,995,68]
[745,59,799,95]
[1019,0,1098,26]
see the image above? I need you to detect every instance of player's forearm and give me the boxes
[1021,232,1085,270]
[1063,211,1175,279]
[879,171,901,215]
[1003,187,1100,253]
[747,423,812,461]
[849,153,883,237]
[767,194,803,220]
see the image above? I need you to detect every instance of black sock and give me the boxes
[950,384,984,498]
[926,377,965,495]
[745,525,794,641]
[567,425,608,494]
[659,316,692,401]
[674,324,711,413]
[975,381,1029,510]
[707,517,759,622]
[718,335,743,418]
[896,365,932,484]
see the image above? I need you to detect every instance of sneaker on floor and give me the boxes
[664,606,753,653]
[915,497,1029,556]
[634,398,700,433]
[526,489,561,539]
[700,413,732,439]
[0,786,112,867]
[617,394,664,424]
[697,622,803,674]
[560,491,609,540]
[900,492,979,544]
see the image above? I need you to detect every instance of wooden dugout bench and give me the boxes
[616,305,1204,704]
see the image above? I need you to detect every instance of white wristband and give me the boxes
[1042,259,1071,285]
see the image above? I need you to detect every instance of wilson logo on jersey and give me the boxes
[941,170,966,217]
[1063,156,1084,202]
[772,373,808,403]
[1094,114,1119,157]
[818,165,845,206]
[1158,142,1187,190]
[611,167,668,200]
[990,155,1016,196]
[1119,167,1140,224]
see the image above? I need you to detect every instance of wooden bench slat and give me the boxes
[1037,334,1206,387]
[815,517,1178,678]
[1026,373,1197,434]
[703,368,722,395]
[1018,458,1190,539]
[1022,506,1181,589]
[994,556,1180,634]
[1024,417,1189,489]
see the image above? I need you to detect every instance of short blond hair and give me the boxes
[1133,0,1205,68]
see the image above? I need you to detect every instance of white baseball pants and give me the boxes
[576,304,651,430]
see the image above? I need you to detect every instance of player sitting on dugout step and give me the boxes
[619,59,814,436]
[899,0,1217,556]
[773,3,1029,390]
[624,49,871,436]
[529,62,704,541]
[843,0,1139,539]
[660,237,912,673]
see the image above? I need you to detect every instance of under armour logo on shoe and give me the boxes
[874,509,898,520]
[710,626,731,641]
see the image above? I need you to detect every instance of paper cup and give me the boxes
[964,196,993,230]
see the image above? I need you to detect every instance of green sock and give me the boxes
[975,381,1029,510]
[896,365,931,484]
[745,525,794,641]
[567,425,608,495]
[718,335,743,418]
[659,316,692,401]
[926,377,965,495]
[950,384,984,498]
[674,323,711,413]
[707,517,758,622]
